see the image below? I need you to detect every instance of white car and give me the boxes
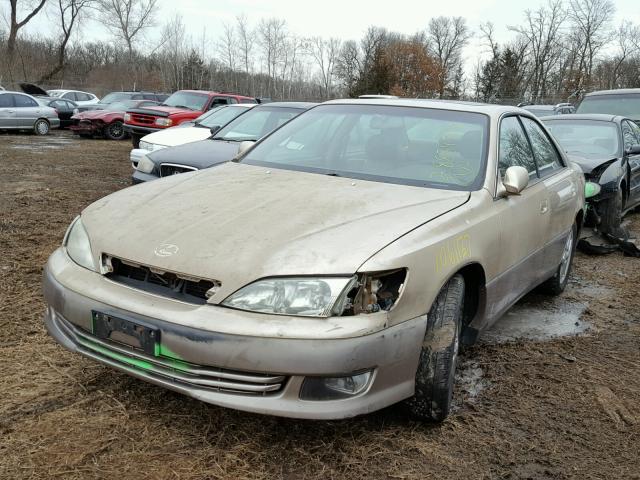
[47,89,100,105]
[129,103,255,168]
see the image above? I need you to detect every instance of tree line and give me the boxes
[1,0,638,104]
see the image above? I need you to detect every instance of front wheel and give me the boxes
[406,274,465,422]
[34,119,50,135]
[105,121,126,140]
[540,223,577,295]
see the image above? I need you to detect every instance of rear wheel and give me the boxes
[104,121,126,140]
[541,223,576,295]
[406,274,465,422]
[34,119,49,136]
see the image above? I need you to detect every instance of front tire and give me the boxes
[540,223,577,295]
[104,121,126,140]
[407,274,465,422]
[34,119,50,135]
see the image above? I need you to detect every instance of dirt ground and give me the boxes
[0,130,638,480]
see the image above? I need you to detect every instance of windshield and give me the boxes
[47,90,64,97]
[524,108,554,117]
[101,92,130,104]
[105,100,140,111]
[214,106,302,142]
[162,91,209,110]
[241,104,489,190]
[543,120,621,159]
[577,94,640,119]
[196,106,251,129]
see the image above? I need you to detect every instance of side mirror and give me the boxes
[625,144,640,156]
[235,140,255,159]
[209,125,220,135]
[502,166,529,195]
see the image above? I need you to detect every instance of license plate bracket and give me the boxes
[91,311,159,356]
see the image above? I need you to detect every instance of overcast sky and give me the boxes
[11,0,640,71]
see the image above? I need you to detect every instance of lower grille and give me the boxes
[160,163,198,177]
[105,256,219,304]
[55,314,287,395]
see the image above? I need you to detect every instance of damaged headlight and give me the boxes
[136,154,155,174]
[585,181,601,199]
[64,217,97,272]
[221,277,358,317]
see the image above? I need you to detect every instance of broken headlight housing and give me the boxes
[221,269,407,318]
[64,217,97,272]
[222,277,357,317]
[136,154,155,174]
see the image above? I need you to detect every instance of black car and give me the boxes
[34,97,78,128]
[576,89,640,124]
[542,114,640,235]
[133,102,316,183]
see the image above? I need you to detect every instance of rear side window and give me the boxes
[622,120,640,149]
[76,92,92,101]
[520,117,563,176]
[63,92,76,101]
[499,116,537,178]
[14,94,38,107]
[0,94,13,107]
[240,98,258,104]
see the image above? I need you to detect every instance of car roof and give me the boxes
[539,113,622,122]
[322,98,525,116]
[584,89,640,97]
[255,101,317,109]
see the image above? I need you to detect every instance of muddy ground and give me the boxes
[0,130,638,479]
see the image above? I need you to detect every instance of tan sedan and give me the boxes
[43,99,585,421]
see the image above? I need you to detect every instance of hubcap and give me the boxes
[559,229,574,283]
[110,123,123,137]
[37,121,47,134]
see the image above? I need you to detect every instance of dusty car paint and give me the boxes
[43,99,585,419]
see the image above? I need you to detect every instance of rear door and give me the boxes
[0,93,15,127]
[520,116,577,272]
[13,94,40,127]
[622,119,640,206]
[490,115,550,316]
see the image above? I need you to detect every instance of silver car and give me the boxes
[0,91,60,134]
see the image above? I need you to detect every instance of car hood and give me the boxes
[73,109,122,120]
[567,154,619,174]
[148,139,238,168]
[19,82,48,96]
[82,163,469,299]
[137,105,196,116]
[141,125,212,147]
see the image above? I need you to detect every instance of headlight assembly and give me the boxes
[155,118,173,127]
[136,154,155,174]
[64,217,97,272]
[221,276,357,317]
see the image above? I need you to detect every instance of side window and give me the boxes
[63,92,76,101]
[228,98,238,104]
[498,116,537,178]
[622,121,640,149]
[211,97,230,107]
[0,94,14,107]
[142,94,155,100]
[14,94,38,107]
[521,117,563,176]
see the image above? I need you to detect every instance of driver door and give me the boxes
[487,115,550,320]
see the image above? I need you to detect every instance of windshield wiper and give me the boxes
[325,172,341,177]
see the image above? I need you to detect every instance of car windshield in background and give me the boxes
[524,108,553,117]
[197,106,248,129]
[106,100,140,111]
[241,104,489,190]
[543,120,620,159]
[577,94,640,118]
[47,90,64,97]
[101,92,130,104]
[215,107,301,142]
[162,92,209,110]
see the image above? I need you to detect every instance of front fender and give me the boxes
[594,159,624,198]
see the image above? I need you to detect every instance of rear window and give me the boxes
[577,94,640,119]
[101,92,131,104]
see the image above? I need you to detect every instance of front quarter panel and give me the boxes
[358,190,499,328]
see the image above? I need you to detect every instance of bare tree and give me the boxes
[307,36,341,99]
[98,0,158,59]
[217,22,237,90]
[39,0,97,83]
[235,14,254,93]
[257,17,286,97]
[5,0,47,76]
[427,16,472,98]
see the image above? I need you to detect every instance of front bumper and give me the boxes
[124,124,162,137]
[43,249,427,419]
[130,148,148,169]
[70,121,102,135]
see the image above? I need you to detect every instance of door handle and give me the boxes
[540,199,549,214]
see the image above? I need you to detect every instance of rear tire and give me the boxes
[540,223,576,295]
[104,121,126,140]
[34,119,49,136]
[406,274,465,422]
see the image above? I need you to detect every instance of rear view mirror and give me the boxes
[625,144,640,156]
[209,125,220,135]
[502,166,529,195]
[236,140,255,157]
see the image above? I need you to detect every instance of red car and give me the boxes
[123,90,258,147]
[70,100,160,140]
